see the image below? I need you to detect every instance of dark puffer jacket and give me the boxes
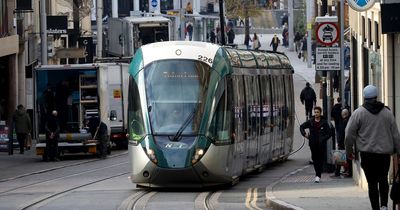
[300,116,332,149]
[13,109,31,134]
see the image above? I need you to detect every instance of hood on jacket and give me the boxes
[16,109,26,116]
[363,99,385,114]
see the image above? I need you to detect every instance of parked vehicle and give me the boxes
[0,121,9,152]
[107,16,172,57]
[33,63,129,159]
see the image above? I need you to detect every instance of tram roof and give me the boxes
[123,16,171,23]
[135,42,293,74]
[223,47,293,70]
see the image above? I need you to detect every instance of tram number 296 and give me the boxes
[198,55,213,64]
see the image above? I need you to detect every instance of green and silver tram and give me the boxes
[127,41,294,188]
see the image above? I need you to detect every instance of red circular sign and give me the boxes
[316,22,339,46]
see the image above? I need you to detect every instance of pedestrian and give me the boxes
[270,34,280,52]
[13,104,31,154]
[345,85,400,210]
[252,33,261,50]
[294,31,302,53]
[345,78,351,107]
[244,34,250,49]
[301,36,308,62]
[340,108,352,177]
[45,110,60,161]
[185,2,193,14]
[300,106,332,183]
[186,23,193,41]
[210,29,216,44]
[88,117,108,159]
[331,97,342,143]
[227,27,235,44]
[300,82,317,120]
[42,84,55,118]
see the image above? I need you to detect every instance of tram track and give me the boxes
[0,160,129,195]
[118,190,156,210]
[193,191,220,210]
[18,171,129,210]
[0,151,128,183]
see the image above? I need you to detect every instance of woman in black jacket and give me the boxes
[300,106,332,183]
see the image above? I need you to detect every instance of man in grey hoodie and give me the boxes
[345,85,400,210]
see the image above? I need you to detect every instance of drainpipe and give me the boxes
[392,34,396,116]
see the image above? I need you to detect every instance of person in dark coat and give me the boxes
[300,82,317,120]
[330,97,342,142]
[209,29,216,43]
[87,117,108,159]
[45,110,60,161]
[300,106,332,183]
[227,28,235,44]
[244,34,250,49]
[270,34,280,52]
[186,23,193,41]
[13,104,31,154]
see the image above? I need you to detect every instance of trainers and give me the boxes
[381,206,387,210]
[314,176,320,183]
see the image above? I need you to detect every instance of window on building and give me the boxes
[375,21,379,50]
[0,0,8,37]
[368,18,372,47]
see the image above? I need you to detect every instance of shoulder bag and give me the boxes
[391,169,400,203]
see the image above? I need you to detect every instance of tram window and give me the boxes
[244,76,260,136]
[144,60,211,135]
[260,75,271,134]
[207,79,232,145]
[128,76,145,142]
[232,75,245,142]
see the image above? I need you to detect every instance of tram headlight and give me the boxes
[192,148,205,164]
[144,148,158,164]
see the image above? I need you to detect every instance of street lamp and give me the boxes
[219,0,225,45]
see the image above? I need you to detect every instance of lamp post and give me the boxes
[219,0,225,45]
[40,0,47,64]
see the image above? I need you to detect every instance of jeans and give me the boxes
[360,152,390,210]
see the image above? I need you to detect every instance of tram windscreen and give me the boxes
[144,60,211,135]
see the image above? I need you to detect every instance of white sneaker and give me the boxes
[380,206,387,210]
[314,176,320,183]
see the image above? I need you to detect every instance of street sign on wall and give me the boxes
[348,0,376,11]
[315,47,340,71]
[316,22,339,46]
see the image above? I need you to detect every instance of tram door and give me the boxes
[283,74,295,155]
[260,75,272,163]
[232,75,246,174]
[244,75,260,168]
[270,74,283,158]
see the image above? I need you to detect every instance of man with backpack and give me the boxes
[300,82,317,120]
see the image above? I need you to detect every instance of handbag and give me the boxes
[25,133,32,149]
[298,52,302,59]
[331,149,347,165]
[390,169,400,203]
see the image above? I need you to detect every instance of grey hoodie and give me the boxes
[345,100,400,155]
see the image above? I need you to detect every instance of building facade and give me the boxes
[0,0,20,125]
[348,1,400,188]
